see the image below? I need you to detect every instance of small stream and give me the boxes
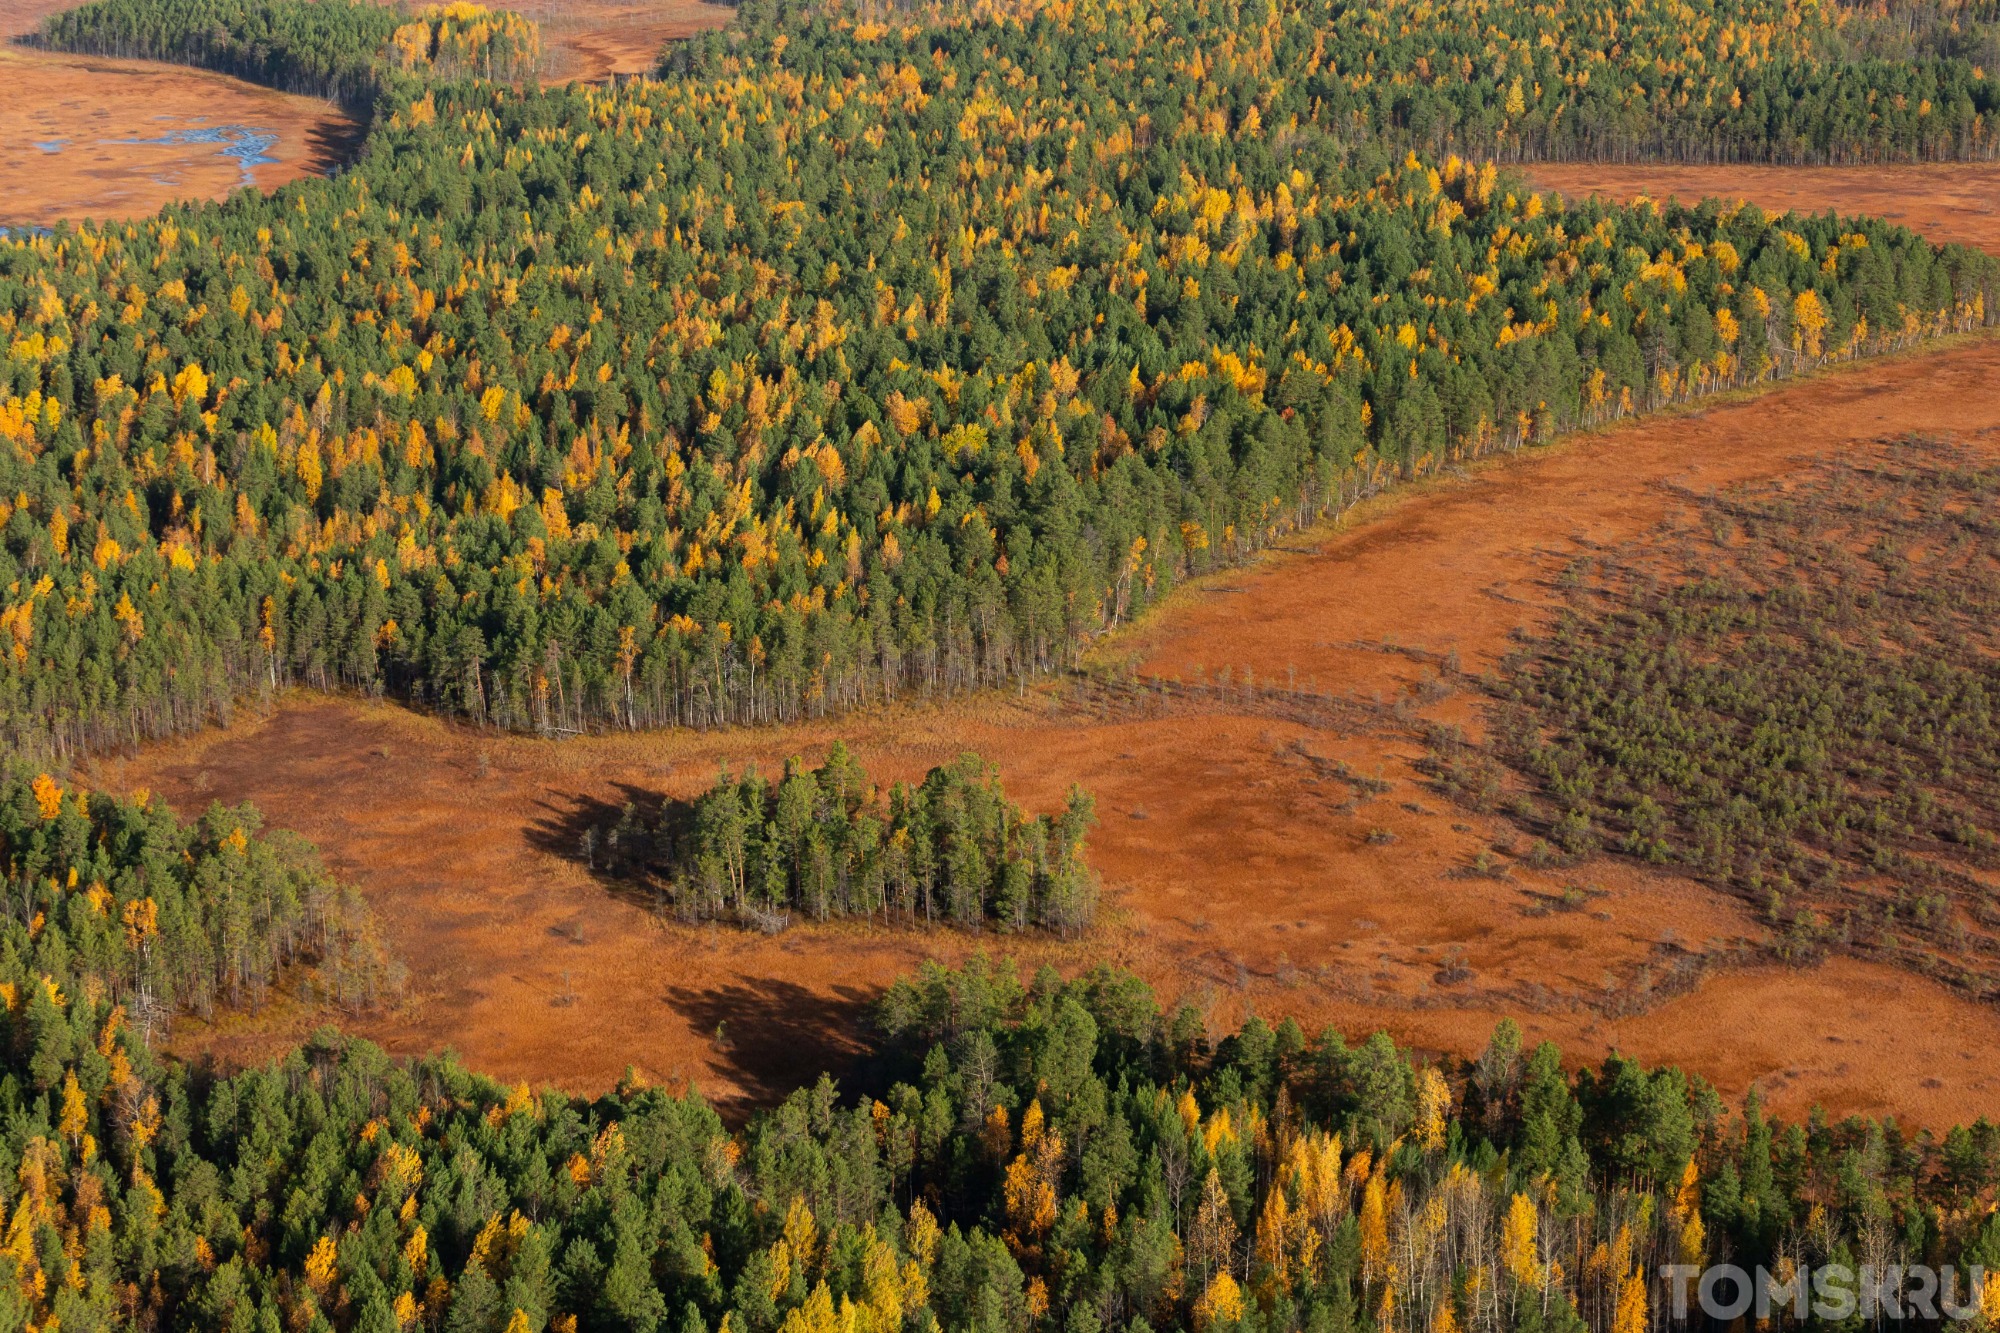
[112,122,281,187]
[3,115,285,233]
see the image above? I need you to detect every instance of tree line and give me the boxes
[37,0,538,115]
[596,745,1097,934]
[0,0,1996,762]
[1289,0,2000,164]
[0,765,391,1047]
[43,0,2000,165]
[2,949,1997,1331]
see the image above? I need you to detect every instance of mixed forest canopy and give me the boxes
[1834,0,2000,73]
[0,0,1997,757]
[594,744,1097,933]
[0,764,390,1042]
[37,0,541,112]
[4,950,2000,1332]
[1093,0,2000,163]
[35,0,2000,160]
[2,0,2000,1329]
[1431,439,2000,1002]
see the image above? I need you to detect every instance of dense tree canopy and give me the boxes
[0,766,389,1036]
[4,951,1998,1332]
[39,0,539,111]
[596,745,1097,933]
[1243,0,2000,162]
[3,0,1994,758]
[2,4,1997,1331]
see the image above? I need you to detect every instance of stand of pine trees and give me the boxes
[1,0,1998,760]
[597,745,1098,934]
[37,0,539,115]
[0,766,392,1039]
[4,951,1999,1332]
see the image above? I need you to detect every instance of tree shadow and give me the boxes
[530,788,902,1119]
[303,113,369,173]
[525,781,691,916]
[664,978,885,1122]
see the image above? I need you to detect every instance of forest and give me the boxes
[1170,0,2000,163]
[1430,439,2000,1001]
[37,0,2000,162]
[3,950,1998,1332]
[37,0,540,112]
[1,0,1997,759]
[590,745,1098,934]
[0,765,392,1038]
[4,0,2000,1328]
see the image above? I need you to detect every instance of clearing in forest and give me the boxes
[98,333,2000,1129]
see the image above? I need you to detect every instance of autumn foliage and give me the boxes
[2,0,1996,759]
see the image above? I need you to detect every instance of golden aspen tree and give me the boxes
[58,1071,87,1148]
[404,1223,430,1281]
[297,437,324,502]
[1501,1194,1542,1289]
[1195,1271,1245,1330]
[1793,289,1828,357]
[1669,1159,1706,1266]
[1003,1148,1060,1247]
[31,775,62,820]
[1612,1265,1648,1333]
[781,1196,819,1280]
[303,1236,338,1296]
[1189,1169,1240,1287]
[1980,1270,2000,1324]
[1178,1088,1203,1139]
[981,1104,1011,1160]
[1360,1172,1390,1284]
[1255,1185,1295,1288]
[1414,1066,1450,1152]
[907,1200,940,1269]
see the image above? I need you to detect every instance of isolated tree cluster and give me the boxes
[0,767,390,1037]
[599,745,1097,934]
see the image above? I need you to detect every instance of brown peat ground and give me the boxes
[93,332,2000,1127]
[0,0,729,226]
[1525,162,2000,256]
